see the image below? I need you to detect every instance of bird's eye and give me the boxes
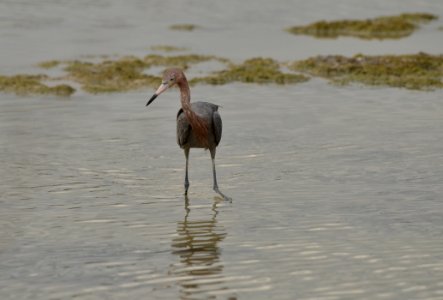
[170,77,174,82]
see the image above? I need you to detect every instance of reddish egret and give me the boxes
[146,68,230,201]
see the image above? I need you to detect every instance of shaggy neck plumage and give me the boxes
[178,78,209,147]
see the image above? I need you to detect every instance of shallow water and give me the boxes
[1,1,443,299]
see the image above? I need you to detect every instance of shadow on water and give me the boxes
[170,196,232,299]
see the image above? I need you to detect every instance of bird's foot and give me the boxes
[214,186,232,202]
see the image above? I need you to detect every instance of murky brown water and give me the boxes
[1,1,443,299]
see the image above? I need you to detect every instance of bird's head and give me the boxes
[146,68,185,106]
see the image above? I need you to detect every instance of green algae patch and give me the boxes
[63,54,305,90]
[150,45,188,52]
[37,60,62,69]
[45,84,75,96]
[31,54,309,94]
[64,57,160,93]
[0,74,75,96]
[143,54,225,70]
[169,24,198,31]
[60,54,229,93]
[193,57,309,85]
[290,53,443,90]
[287,13,438,39]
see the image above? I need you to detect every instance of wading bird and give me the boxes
[146,68,231,201]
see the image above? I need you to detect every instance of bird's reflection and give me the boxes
[170,196,228,299]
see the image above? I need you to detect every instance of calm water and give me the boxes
[1,1,443,299]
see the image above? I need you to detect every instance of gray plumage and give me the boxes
[176,101,222,149]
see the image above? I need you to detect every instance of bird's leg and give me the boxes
[184,148,190,195]
[210,148,231,201]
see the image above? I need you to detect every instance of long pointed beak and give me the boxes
[146,82,169,106]
[146,94,158,106]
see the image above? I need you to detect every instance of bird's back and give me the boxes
[191,101,218,116]
[176,101,222,149]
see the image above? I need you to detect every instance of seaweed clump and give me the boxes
[150,45,188,52]
[287,13,438,39]
[169,24,198,31]
[65,57,159,93]
[62,55,306,92]
[143,54,224,70]
[0,74,75,96]
[290,53,443,90]
[194,57,309,85]
[37,60,61,69]
[61,54,227,93]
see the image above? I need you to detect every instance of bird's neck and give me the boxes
[178,79,192,110]
[177,79,210,148]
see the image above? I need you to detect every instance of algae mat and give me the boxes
[287,13,438,39]
[1,53,442,96]
[291,53,443,90]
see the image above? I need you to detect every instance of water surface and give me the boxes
[1,0,443,299]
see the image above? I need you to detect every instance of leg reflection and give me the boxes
[170,196,229,298]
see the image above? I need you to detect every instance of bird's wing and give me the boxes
[176,108,191,147]
[212,110,222,147]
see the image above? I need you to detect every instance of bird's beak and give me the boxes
[146,82,169,106]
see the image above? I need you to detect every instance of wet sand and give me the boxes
[1,0,443,299]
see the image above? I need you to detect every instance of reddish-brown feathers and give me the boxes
[172,70,210,148]
[184,109,210,148]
